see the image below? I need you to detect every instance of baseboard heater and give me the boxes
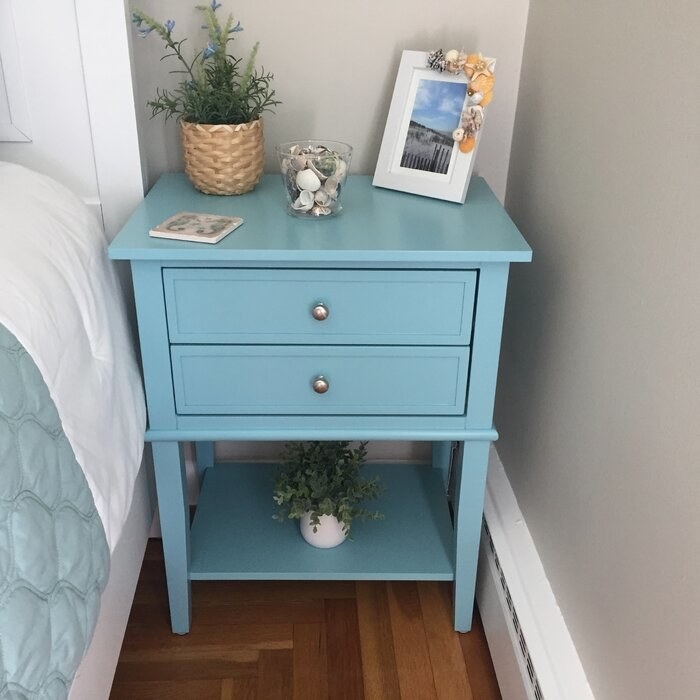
[475,448,594,700]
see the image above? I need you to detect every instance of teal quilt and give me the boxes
[0,323,110,699]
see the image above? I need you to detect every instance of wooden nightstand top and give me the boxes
[109,174,532,264]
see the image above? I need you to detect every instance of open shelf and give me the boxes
[190,462,455,581]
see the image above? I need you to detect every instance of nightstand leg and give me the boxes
[151,440,192,634]
[431,441,454,491]
[451,440,490,632]
[194,441,215,482]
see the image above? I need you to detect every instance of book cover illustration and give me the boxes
[149,211,244,243]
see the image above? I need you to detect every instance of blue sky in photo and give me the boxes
[410,79,467,132]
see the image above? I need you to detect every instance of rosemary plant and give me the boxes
[131,1,280,124]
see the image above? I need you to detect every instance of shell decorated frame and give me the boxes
[373,49,495,204]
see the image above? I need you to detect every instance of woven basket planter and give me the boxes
[180,119,264,195]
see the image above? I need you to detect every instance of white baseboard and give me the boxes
[476,448,594,700]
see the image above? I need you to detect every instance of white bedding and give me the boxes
[0,161,146,551]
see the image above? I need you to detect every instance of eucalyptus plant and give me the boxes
[131,1,280,124]
[273,441,383,536]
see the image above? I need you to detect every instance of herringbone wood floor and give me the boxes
[110,539,501,699]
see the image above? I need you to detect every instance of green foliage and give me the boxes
[131,3,280,124]
[273,441,383,536]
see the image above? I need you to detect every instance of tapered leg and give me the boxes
[451,440,490,632]
[151,440,192,634]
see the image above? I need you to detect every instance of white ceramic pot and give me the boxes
[299,513,348,548]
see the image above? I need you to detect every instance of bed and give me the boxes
[0,1,153,698]
[0,162,149,698]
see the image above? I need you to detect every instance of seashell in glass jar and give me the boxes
[292,189,315,212]
[290,154,307,171]
[333,159,347,180]
[314,189,331,205]
[296,168,322,192]
[323,176,339,195]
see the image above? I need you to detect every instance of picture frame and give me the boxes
[373,49,494,204]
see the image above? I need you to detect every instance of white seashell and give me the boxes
[461,105,484,134]
[334,159,347,179]
[298,189,314,206]
[296,168,321,192]
[324,176,339,195]
[314,189,330,205]
[291,155,307,171]
[445,49,459,63]
[452,127,465,142]
[292,193,314,211]
[310,205,332,216]
[468,91,484,106]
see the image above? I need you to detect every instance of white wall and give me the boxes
[0,0,98,202]
[496,1,700,698]
[0,0,145,239]
[129,0,528,200]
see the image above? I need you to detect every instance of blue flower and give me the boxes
[164,19,175,33]
[138,26,155,38]
[229,20,243,33]
[203,42,217,58]
[210,1,222,10]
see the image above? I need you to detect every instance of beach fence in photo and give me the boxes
[401,141,452,174]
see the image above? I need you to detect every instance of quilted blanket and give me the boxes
[0,161,146,552]
[0,323,110,699]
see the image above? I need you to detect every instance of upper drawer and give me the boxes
[162,268,476,345]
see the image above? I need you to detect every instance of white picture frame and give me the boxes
[373,49,492,204]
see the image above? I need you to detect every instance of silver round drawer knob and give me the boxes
[312,376,329,394]
[311,303,329,321]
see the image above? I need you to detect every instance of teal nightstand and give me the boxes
[109,173,531,634]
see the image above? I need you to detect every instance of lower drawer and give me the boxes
[171,345,469,415]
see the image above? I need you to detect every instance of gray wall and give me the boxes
[497,1,700,698]
[129,0,528,200]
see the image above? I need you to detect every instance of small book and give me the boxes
[149,211,244,244]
